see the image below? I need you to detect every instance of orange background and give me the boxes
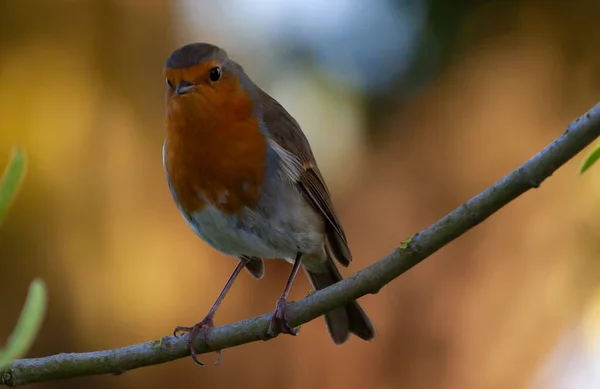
[1,1,600,389]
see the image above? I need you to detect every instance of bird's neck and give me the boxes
[164,95,268,214]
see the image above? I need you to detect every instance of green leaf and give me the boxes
[0,147,27,224]
[0,279,48,369]
[579,145,600,174]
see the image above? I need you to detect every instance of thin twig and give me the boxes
[3,103,600,387]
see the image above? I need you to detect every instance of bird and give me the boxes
[162,42,375,365]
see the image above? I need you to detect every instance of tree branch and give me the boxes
[3,102,600,387]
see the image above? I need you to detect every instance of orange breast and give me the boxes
[164,84,267,215]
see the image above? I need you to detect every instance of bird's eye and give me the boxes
[209,67,221,82]
[166,78,174,91]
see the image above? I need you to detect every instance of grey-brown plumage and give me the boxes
[258,88,353,267]
[165,43,228,69]
[256,88,375,343]
[244,256,265,279]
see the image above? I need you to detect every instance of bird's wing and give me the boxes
[258,88,352,266]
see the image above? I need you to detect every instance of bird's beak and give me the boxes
[176,81,195,95]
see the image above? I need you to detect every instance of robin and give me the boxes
[162,42,375,365]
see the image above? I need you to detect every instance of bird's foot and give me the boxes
[266,296,300,339]
[174,316,222,366]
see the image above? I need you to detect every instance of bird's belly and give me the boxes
[184,204,276,258]
[182,191,324,261]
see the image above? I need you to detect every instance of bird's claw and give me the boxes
[266,297,300,339]
[173,316,222,366]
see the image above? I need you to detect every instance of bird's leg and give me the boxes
[174,255,251,366]
[266,252,303,338]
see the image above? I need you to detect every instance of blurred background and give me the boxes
[1,0,600,388]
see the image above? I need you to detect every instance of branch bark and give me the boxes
[3,102,600,387]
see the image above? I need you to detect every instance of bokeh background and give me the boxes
[1,0,600,388]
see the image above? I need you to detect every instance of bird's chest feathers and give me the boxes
[164,99,268,215]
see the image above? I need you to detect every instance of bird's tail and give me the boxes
[304,257,375,345]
